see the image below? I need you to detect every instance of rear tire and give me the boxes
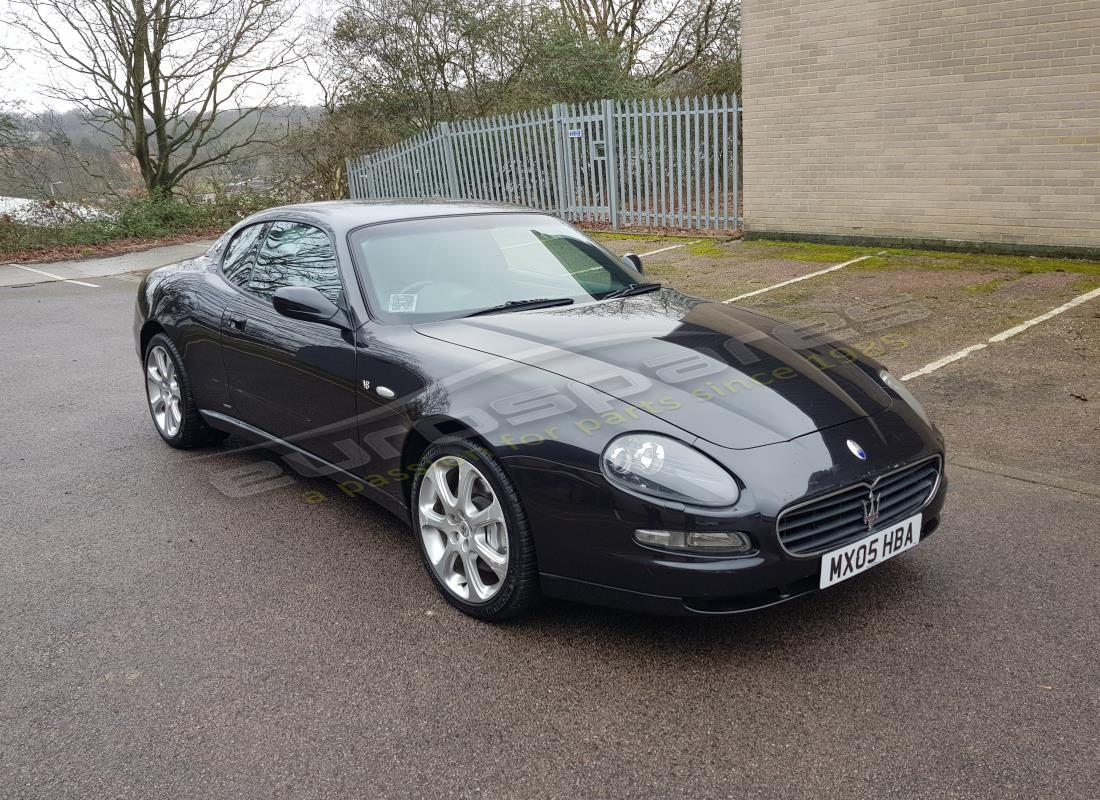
[411,438,540,621]
[143,332,221,449]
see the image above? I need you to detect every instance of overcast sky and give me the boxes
[0,0,327,112]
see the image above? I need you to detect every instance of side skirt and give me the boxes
[200,409,410,520]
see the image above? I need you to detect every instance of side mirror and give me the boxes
[273,286,342,326]
[624,252,643,273]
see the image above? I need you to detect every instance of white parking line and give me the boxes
[902,286,1100,381]
[7,264,100,288]
[900,344,989,381]
[987,287,1100,342]
[723,253,882,303]
[640,240,700,257]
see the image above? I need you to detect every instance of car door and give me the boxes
[220,220,360,468]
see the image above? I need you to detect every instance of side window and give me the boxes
[248,222,342,304]
[222,223,266,288]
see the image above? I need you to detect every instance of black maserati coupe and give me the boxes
[134,200,946,620]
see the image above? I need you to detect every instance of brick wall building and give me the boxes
[742,0,1100,254]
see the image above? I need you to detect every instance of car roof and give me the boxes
[250,199,542,231]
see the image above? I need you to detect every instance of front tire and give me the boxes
[411,438,540,621]
[143,333,220,449]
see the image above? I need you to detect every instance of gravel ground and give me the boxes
[1,245,1098,799]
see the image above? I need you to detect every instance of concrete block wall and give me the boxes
[742,0,1100,251]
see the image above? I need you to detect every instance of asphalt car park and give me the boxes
[1,237,1098,798]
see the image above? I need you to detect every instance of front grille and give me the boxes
[777,456,941,556]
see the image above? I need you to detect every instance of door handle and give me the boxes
[225,314,246,331]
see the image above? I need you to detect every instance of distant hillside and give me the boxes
[0,106,325,200]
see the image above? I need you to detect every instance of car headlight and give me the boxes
[600,433,740,507]
[880,369,932,426]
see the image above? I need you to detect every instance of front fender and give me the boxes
[371,326,694,534]
[138,260,232,412]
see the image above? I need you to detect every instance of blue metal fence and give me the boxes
[347,95,740,231]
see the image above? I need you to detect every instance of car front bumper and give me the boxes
[537,499,945,616]
[502,407,948,616]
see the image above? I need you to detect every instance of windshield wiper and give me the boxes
[463,297,575,318]
[599,282,663,300]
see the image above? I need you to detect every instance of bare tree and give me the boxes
[297,12,350,119]
[331,0,541,130]
[557,0,740,85]
[0,48,18,149]
[8,0,300,198]
[260,10,369,200]
[323,0,739,141]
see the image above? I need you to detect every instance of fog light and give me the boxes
[634,529,751,554]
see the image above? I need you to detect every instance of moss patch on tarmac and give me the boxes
[685,240,726,256]
[1070,277,1100,293]
[961,277,1016,295]
[591,231,696,244]
[746,239,880,264]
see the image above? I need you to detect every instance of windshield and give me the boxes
[348,213,646,323]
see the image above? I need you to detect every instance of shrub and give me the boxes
[0,193,283,259]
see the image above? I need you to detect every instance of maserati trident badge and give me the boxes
[862,490,882,530]
[847,439,867,460]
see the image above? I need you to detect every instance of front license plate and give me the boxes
[819,514,922,589]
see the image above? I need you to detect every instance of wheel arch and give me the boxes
[139,320,166,358]
[400,416,500,506]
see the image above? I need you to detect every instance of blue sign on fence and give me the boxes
[567,129,582,138]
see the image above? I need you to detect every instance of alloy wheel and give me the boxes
[417,455,509,604]
[145,344,182,438]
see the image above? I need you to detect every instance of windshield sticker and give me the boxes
[389,294,418,312]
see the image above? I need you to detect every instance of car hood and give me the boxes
[413,290,893,449]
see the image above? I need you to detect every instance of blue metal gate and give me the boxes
[346,95,740,231]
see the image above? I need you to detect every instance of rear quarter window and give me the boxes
[221,223,267,288]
